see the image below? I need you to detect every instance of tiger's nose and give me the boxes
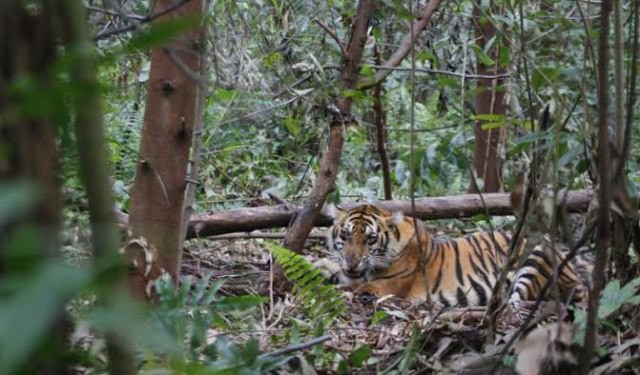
[345,259,365,277]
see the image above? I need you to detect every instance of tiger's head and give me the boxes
[326,204,416,279]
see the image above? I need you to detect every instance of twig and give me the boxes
[93,0,195,41]
[85,4,145,20]
[257,335,332,360]
[209,231,325,240]
[363,64,511,79]
[315,20,348,56]
[213,93,312,127]
[357,0,442,89]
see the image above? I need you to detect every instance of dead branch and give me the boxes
[185,190,593,238]
[93,0,195,41]
[257,335,331,360]
[315,20,348,56]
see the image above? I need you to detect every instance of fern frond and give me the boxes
[267,242,347,327]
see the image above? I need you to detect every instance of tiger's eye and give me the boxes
[340,228,349,240]
[367,233,378,244]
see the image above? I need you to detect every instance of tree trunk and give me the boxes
[0,3,71,374]
[281,0,375,253]
[128,0,203,291]
[468,4,507,193]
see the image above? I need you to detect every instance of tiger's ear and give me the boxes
[388,210,405,227]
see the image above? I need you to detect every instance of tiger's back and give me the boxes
[426,231,511,307]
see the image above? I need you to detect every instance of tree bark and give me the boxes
[373,45,393,200]
[468,4,507,193]
[0,3,71,373]
[128,0,203,288]
[182,190,594,238]
[57,0,138,373]
[580,0,612,371]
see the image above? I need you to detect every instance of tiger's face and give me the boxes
[326,204,409,279]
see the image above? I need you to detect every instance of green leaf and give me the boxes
[268,242,346,327]
[470,44,495,66]
[283,115,300,136]
[498,45,510,66]
[599,278,640,318]
[359,65,374,77]
[371,310,389,325]
[480,121,506,130]
[350,344,372,367]
[212,88,237,102]
[0,262,92,373]
[558,145,581,168]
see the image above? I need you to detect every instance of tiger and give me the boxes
[314,204,590,308]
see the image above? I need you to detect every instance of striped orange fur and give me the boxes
[316,204,589,308]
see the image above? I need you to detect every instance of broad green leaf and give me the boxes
[0,262,92,373]
[371,310,389,325]
[558,145,582,168]
[599,278,640,318]
[350,344,372,367]
[283,115,300,137]
[470,45,495,66]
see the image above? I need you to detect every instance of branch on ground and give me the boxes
[111,190,595,239]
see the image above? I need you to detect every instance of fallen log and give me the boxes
[186,190,594,238]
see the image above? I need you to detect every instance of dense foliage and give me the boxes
[2,0,640,373]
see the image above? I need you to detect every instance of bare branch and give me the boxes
[580,0,613,372]
[93,0,196,41]
[357,0,442,89]
[85,4,145,21]
[364,64,511,79]
[257,335,332,360]
[315,20,348,56]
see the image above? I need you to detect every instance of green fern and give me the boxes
[267,242,347,327]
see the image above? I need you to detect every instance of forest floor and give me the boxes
[182,232,640,374]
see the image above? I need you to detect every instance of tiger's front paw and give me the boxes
[313,258,364,286]
[313,258,345,284]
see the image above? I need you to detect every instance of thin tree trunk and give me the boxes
[180,14,209,245]
[373,44,393,200]
[468,5,507,193]
[128,0,203,288]
[281,0,375,253]
[56,0,137,373]
[580,0,612,371]
[0,2,71,373]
